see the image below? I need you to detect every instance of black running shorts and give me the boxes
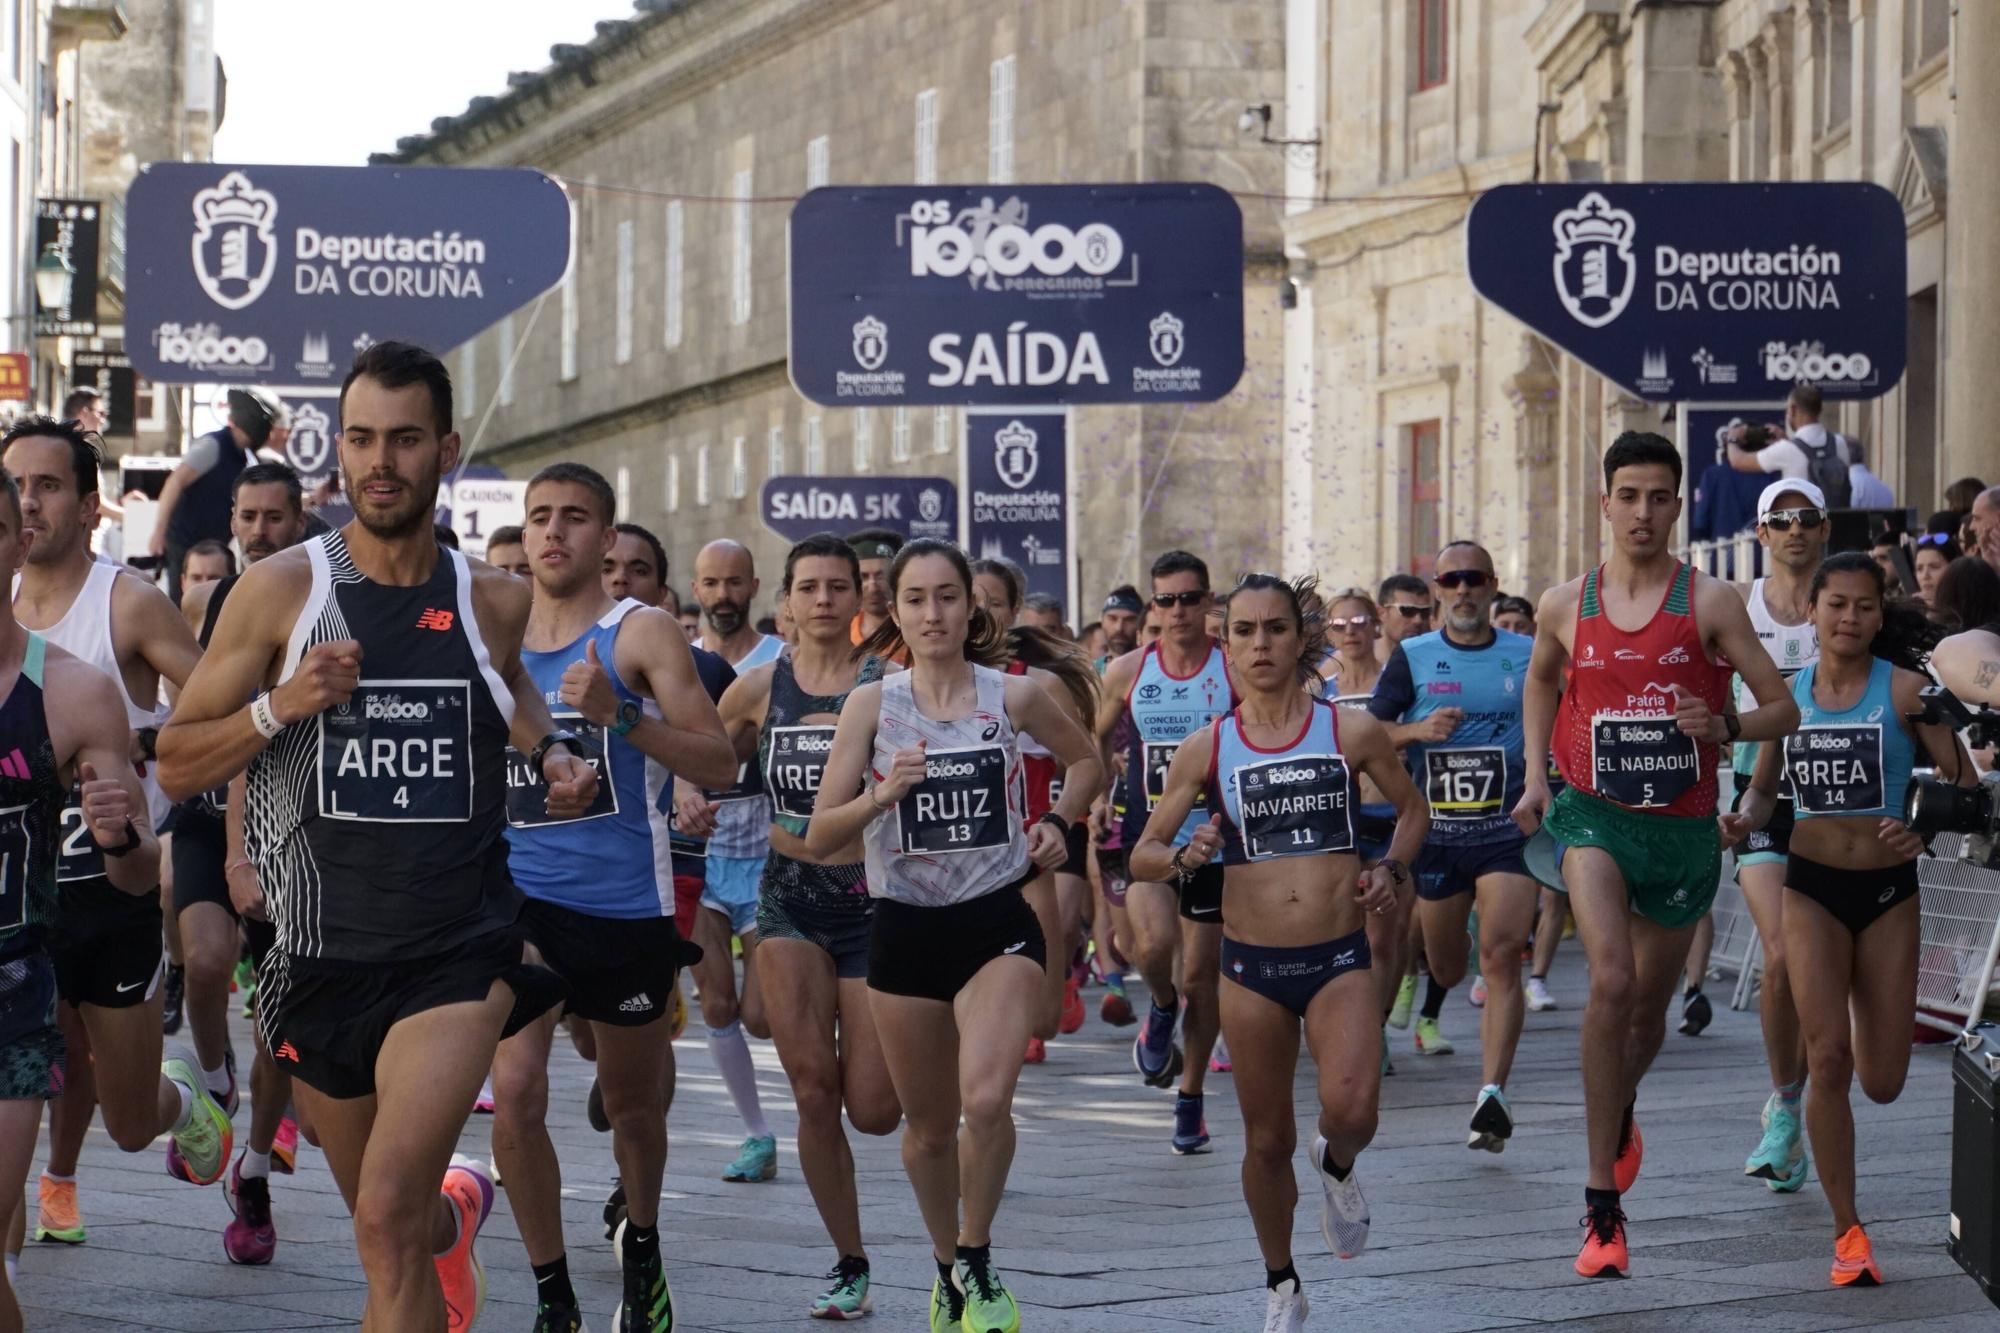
[867,879,1045,1003]
[49,878,163,1010]
[520,898,695,1027]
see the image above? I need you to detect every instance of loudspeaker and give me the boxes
[1951,1024,2000,1308]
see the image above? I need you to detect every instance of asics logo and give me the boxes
[1877,886,1896,903]
[414,608,454,632]
[366,695,430,721]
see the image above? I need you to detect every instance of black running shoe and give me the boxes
[603,1178,628,1242]
[613,1234,675,1331]
[533,1300,586,1333]
[1678,989,1713,1037]
[160,964,186,1036]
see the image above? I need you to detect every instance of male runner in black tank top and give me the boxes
[175,460,308,1265]
[158,343,598,1333]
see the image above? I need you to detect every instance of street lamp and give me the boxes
[1238,102,1321,162]
[33,242,73,315]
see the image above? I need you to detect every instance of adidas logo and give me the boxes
[0,749,28,781]
[618,992,654,1014]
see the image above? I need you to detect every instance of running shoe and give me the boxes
[1744,1094,1808,1192]
[272,1116,299,1175]
[1614,1107,1643,1193]
[1100,976,1135,1027]
[473,1077,496,1114]
[33,1172,83,1244]
[1262,1276,1309,1333]
[603,1178,628,1242]
[232,957,253,992]
[1387,973,1417,1030]
[437,1154,495,1332]
[160,963,186,1036]
[1310,1136,1369,1258]
[1208,1034,1232,1073]
[1525,977,1557,1011]
[1058,977,1085,1035]
[163,1049,233,1186]
[1678,989,1713,1036]
[1467,1084,1513,1153]
[953,1251,1021,1333]
[216,1046,241,1118]
[810,1256,872,1320]
[1022,1037,1046,1065]
[722,1133,778,1182]
[1469,975,1488,1009]
[589,1076,612,1133]
[928,1271,966,1332]
[668,983,688,1041]
[1831,1224,1882,1287]
[1171,1092,1210,1155]
[1413,1016,1454,1056]
[222,1154,275,1265]
[610,1220,675,1331]
[532,1301,586,1332]
[1132,1000,1183,1089]
[1575,1201,1629,1278]
[1380,1027,1394,1078]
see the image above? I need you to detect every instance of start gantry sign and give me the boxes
[124,163,572,385]
[1466,182,1907,402]
[787,184,1245,407]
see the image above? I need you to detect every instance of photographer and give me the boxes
[1933,622,2000,709]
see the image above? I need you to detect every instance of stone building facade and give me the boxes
[386,0,1287,617]
[1284,0,1962,596]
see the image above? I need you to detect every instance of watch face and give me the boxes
[618,700,641,726]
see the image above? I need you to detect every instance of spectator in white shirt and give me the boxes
[1726,382,1851,483]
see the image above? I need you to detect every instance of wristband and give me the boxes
[250,693,284,739]
[869,786,891,811]
[1037,811,1070,836]
[225,858,254,876]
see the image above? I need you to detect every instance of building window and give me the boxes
[615,465,631,520]
[988,57,1015,184]
[931,405,953,454]
[730,169,753,326]
[805,415,825,475]
[1409,419,1442,574]
[1416,0,1448,91]
[666,454,680,513]
[497,313,516,405]
[767,425,785,477]
[891,407,912,463]
[664,200,684,349]
[805,134,829,190]
[914,88,939,186]
[458,343,476,414]
[696,443,711,507]
[614,219,635,365]
[730,436,748,499]
[135,377,167,433]
[853,409,873,472]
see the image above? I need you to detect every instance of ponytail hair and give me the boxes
[1223,572,1328,689]
[1808,551,1944,674]
[856,538,1011,667]
[1007,625,1098,731]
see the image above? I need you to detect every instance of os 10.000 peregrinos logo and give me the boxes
[1467,182,1907,402]
[789,184,1244,407]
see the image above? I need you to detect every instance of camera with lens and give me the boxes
[1904,685,2000,869]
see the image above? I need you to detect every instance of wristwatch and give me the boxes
[1036,811,1070,836]
[610,698,644,737]
[529,729,588,779]
[94,819,141,858]
[1377,857,1409,885]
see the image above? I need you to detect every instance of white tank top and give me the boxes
[1732,577,1819,774]
[863,664,1030,907]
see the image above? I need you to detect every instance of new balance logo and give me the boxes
[414,608,455,632]
[618,992,655,1014]
[273,1041,300,1063]
[0,749,27,781]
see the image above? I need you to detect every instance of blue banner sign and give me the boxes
[962,410,1073,616]
[789,184,1243,407]
[1467,183,1906,401]
[759,474,958,544]
[125,163,571,385]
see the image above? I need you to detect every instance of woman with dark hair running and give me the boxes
[971,557,1100,1063]
[714,533,900,1319]
[1132,575,1427,1333]
[1725,552,1969,1289]
[808,539,1104,1333]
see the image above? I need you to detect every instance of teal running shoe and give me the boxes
[721,1134,777,1182]
[1467,1084,1513,1153]
[1744,1093,1807,1192]
[810,1256,872,1320]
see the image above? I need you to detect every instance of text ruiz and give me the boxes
[293,227,487,300]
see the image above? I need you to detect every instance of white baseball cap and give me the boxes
[1757,478,1827,522]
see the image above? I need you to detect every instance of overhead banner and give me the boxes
[789,184,1244,407]
[125,162,571,385]
[962,409,1074,617]
[35,198,100,336]
[759,474,958,544]
[1466,183,1906,401]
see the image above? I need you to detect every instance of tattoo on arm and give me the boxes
[1975,658,2000,690]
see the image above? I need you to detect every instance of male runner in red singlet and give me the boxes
[1514,432,1798,1280]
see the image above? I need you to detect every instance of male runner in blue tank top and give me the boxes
[492,463,734,1333]
[158,342,599,1333]
[1368,541,1540,1150]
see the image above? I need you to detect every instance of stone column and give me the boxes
[1943,2,2000,487]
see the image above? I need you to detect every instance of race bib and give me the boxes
[319,681,474,823]
[1048,775,1063,807]
[897,745,1010,855]
[704,757,763,804]
[1784,725,1884,815]
[56,781,103,883]
[765,725,836,821]
[0,802,30,930]
[1591,714,1699,809]
[504,712,617,828]
[1425,747,1506,821]
[1143,741,1179,811]
[1232,753,1355,861]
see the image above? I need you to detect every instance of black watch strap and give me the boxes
[530,729,587,777]
[95,819,141,858]
[1037,810,1069,835]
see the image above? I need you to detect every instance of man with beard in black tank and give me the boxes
[158,342,599,1333]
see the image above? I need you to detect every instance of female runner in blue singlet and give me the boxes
[1131,575,1428,1333]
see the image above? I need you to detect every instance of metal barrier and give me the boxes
[1681,531,1764,581]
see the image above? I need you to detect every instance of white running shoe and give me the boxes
[1468,975,1488,1008]
[1525,977,1557,1011]
[1262,1276,1309,1331]
[1310,1135,1369,1259]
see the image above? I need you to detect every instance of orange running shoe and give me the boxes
[33,1173,83,1244]
[1831,1224,1882,1287]
[1614,1108,1643,1193]
[272,1116,299,1175]
[1059,977,1085,1034]
[436,1155,494,1331]
[1574,1202,1629,1279]
[1023,1036,1046,1064]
